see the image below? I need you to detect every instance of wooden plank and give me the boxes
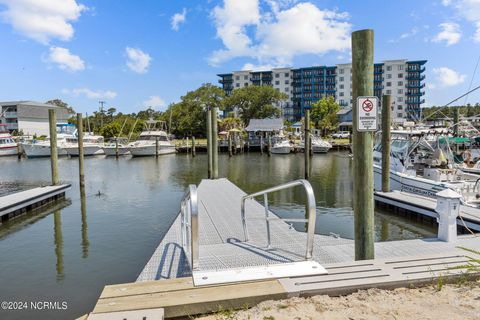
[92,279,287,318]
[101,277,194,299]
[88,308,164,320]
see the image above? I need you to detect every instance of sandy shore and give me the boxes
[197,283,480,320]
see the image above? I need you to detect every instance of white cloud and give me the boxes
[432,67,466,87]
[443,0,480,42]
[125,47,151,74]
[209,1,351,67]
[432,22,461,45]
[144,95,166,109]
[47,46,85,72]
[400,27,419,39]
[0,0,86,44]
[63,88,117,99]
[171,8,186,31]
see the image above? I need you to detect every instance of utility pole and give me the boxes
[352,29,375,261]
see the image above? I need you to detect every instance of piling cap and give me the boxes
[436,189,462,199]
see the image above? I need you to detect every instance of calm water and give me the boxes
[0,152,435,319]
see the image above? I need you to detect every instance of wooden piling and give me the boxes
[49,109,59,186]
[381,95,391,192]
[155,137,159,158]
[115,139,119,159]
[304,109,311,179]
[267,135,272,157]
[192,136,196,157]
[352,29,375,261]
[77,113,85,192]
[260,136,264,155]
[207,108,213,178]
[212,107,219,179]
[228,134,233,157]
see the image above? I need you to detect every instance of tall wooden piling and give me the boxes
[192,136,196,157]
[212,107,219,179]
[207,107,213,178]
[304,109,311,179]
[49,109,59,185]
[381,95,391,192]
[260,136,264,155]
[77,113,85,192]
[155,137,159,158]
[228,134,233,157]
[267,135,272,157]
[352,29,375,261]
[115,139,119,159]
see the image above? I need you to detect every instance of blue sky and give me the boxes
[0,0,480,113]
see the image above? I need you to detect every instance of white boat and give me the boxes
[21,124,77,158]
[103,138,130,156]
[373,130,480,207]
[129,119,176,157]
[312,137,332,153]
[271,140,293,154]
[0,124,17,156]
[65,134,105,156]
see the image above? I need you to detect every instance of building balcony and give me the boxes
[3,112,17,118]
[406,99,425,104]
[374,85,384,90]
[406,83,425,89]
[407,66,426,73]
[406,91,425,96]
[406,74,425,81]
[374,78,384,82]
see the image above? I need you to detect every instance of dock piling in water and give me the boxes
[212,107,219,179]
[207,107,213,178]
[77,113,85,193]
[304,109,311,179]
[192,136,196,157]
[381,95,391,192]
[49,109,59,185]
[352,29,375,261]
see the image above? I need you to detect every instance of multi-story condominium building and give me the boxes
[218,59,426,123]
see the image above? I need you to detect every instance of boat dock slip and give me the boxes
[375,190,480,231]
[0,184,70,223]
[79,178,480,319]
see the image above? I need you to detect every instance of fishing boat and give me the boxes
[312,136,332,153]
[129,119,176,156]
[21,124,74,158]
[65,134,105,156]
[103,137,130,156]
[373,130,480,207]
[0,124,17,156]
[271,140,293,154]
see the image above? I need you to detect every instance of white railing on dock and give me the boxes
[241,179,317,260]
[180,185,199,271]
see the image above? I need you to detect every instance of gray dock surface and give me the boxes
[0,184,70,222]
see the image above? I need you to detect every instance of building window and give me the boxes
[339,76,344,81]
[339,69,344,74]
[236,83,240,87]
[398,97,403,102]
[285,87,289,92]
[244,75,248,80]
[386,74,392,79]
[285,80,289,84]
[235,76,240,80]
[386,90,391,94]
[386,82,391,87]
[397,113,403,118]
[386,66,392,71]
[339,92,344,96]
[275,73,279,78]
[398,89,403,94]
[398,73,403,78]
[398,105,403,110]
[285,72,289,77]
[275,80,280,85]
[340,84,344,89]
[398,81,403,86]
[398,65,404,70]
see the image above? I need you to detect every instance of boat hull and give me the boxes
[271,146,292,154]
[130,145,176,156]
[22,143,68,158]
[65,145,104,156]
[312,145,331,153]
[0,145,18,156]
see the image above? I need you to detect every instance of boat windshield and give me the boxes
[138,135,168,141]
[0,137,14,144]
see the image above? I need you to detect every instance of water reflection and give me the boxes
[53,210,64,281]
[80,192,89,258]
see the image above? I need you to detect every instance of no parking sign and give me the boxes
[356,96,378,132]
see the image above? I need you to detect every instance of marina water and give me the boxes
[0,152,435,319]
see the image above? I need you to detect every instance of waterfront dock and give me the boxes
[81,179,480,319]
[0,184,70,223]
[375,190,480,232]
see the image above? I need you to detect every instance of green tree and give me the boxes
[45,99,75,114]
[99,122,121,139]
[107,107,117,118]
[311,96,340,136]
[224,85,286,123]
[219,117,242,132]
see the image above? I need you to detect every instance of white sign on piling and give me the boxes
[356,96,378,132]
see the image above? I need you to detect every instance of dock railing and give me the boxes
[241,179,317,260]
[180,184,199,271]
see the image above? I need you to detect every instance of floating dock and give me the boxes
[81,179,480,319]
[375,190,480,232]
[0,184,70,224]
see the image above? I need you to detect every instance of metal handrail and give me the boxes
[180,184,199,271]
[241,179,317,260]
